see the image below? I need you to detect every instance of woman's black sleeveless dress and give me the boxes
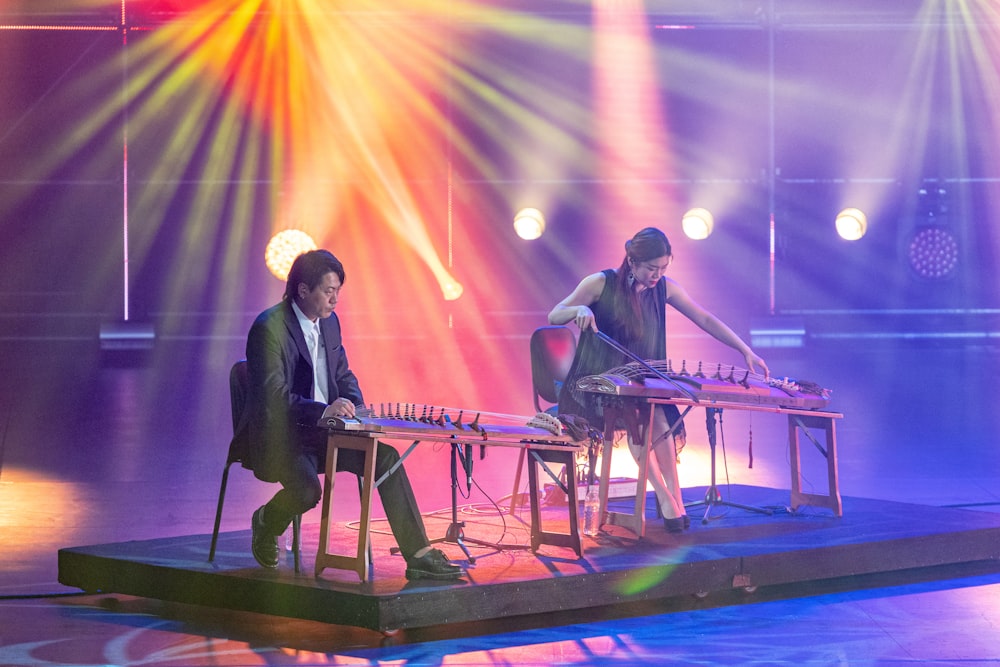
[558,269,685,440]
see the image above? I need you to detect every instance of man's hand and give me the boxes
[327,397,356,417]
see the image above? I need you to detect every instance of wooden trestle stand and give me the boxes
[313,413,585,581]
[597,396,843,539]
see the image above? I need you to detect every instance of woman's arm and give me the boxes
[664,278,769,376]
[548,272,607,332]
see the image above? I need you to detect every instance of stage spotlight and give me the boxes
[906,185,958,280]
[918,186,949,223]
[441,279,464,301]
[835,208,868,241]
[265,229,317,281]
[513,207,546,240]
[681,208,714,240]
[907,226,959,280]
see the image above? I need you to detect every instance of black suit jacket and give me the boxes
[238,300,363,483]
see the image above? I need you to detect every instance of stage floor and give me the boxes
[58,485,1000,634]
[4,337,1000,662]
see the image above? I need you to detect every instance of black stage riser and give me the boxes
[57,487,1000,633]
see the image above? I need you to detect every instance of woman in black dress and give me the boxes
[549,227,769,532]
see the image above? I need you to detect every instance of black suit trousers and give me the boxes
[260,426,429,560]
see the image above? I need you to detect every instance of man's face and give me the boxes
[297,271,342,320]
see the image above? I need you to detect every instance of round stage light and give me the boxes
[265,230,318,281]
[513,207,546,240]
[835,208,868,241]
[441,279,464,301]
[907,226,959,280]
[681,208,714,240]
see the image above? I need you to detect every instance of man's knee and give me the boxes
[375,443,402,476]
[377,442,401,463]
[288,478,322,512]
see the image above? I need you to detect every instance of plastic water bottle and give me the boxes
[583,485,600,537]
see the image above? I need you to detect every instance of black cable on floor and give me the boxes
[0,591,92,601]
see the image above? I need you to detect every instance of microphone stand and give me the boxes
[427,440,531,564]
[684,407,773,523]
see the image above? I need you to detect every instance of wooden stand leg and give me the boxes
[597,424,614,535]
[508,448,527,516]
[598,404,650,539]
[527,449,582,557]
[788,414,843,517]
[314,433,378,580]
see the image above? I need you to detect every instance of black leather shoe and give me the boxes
[405,548,463,581]
[663,516,688,534]
[251,506,279,569]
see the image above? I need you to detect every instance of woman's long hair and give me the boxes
[611,227,672,344]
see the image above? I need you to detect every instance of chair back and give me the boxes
[227,360,250,465]
[529,326,577,412]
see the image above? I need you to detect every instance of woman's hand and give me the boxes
[573,305,598,333]
[744,350,769,379]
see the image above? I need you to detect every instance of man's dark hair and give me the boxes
[284,250,346,303]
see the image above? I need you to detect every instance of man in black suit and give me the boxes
[240,249,461,580]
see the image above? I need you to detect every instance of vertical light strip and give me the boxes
[447,158,454,329]
[123,141,129,321]
[447,159,454,269]
[767,0,776,316]
[446,25,455,328]
[769,213,776,315]
[121,6,130,321]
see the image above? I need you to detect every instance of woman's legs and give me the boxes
[626,408,686,520]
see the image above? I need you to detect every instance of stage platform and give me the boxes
[57,485,1000,634]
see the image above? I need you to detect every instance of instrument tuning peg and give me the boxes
[454,410,464,428]
[740,369,751,388]
[695,361,706,378]
[680,359,689,376]
[470,412,481,432]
